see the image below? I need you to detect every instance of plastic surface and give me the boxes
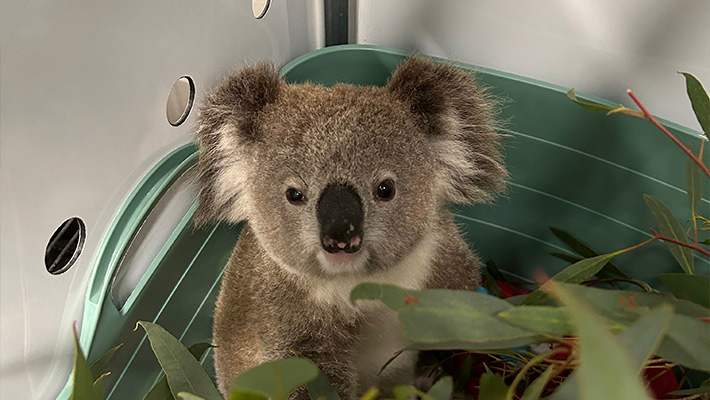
[57,45,708,399]
[0,0,322,397]
[355,1,710,130]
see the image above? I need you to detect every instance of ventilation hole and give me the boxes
[45,217,86,275]
[166,76,195,127]
[252,0,271,19]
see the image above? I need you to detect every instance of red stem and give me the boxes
[650,229,710,256]
[627,90,710,177]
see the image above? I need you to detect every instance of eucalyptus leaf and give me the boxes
[398,306,543,348]
[566,88,643,118]
[392,385,434,400]
[71,327,104,400]
[550,227,629,279]
[643,194,694,274]
[93,372,110,388]
[619,304,673,372]
[669,378,710,395]
[90,343,123,382]
[546,373,578,400]
[352,283,542,349]
[519,365,554,400]
[497,306,574,336]
[657,313,710,371]
[306,372,341,400]
[177,393,207,400]
[427,376,453,400]
[550,282,653,400]
[563,284,708,321]
[136,321,222,400]
[680,72,710,139]
[478,372,509,400]
[522,253,617,305]
[561,283,710,370]
[230,357,319,400]
[549,253,582,264]
[351,283,513,314]
[660,273,710,308]
[143,342,215,400]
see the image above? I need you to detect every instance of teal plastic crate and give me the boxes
[59,44,709,399]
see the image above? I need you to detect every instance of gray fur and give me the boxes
[195,57,507,398]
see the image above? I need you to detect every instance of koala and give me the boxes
[194,56,507,399]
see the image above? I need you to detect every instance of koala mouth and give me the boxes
[321,234,362,254]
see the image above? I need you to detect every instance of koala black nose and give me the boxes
[317,184,364,254]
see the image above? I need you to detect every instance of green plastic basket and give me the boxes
[58,44,709,399]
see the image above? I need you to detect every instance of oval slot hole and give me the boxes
[111,170,197,310]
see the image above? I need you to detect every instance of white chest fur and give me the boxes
[306,232,440,391]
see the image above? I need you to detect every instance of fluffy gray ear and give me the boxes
[194,63,281,225]
[386,57,508,204]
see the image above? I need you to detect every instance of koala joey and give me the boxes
[194,56,507,399]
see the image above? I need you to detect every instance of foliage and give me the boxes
[69,73,710,400]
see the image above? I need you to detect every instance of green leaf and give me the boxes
[619,304,674,372]
[177,393,207,400]
[497,306,575,336]
[398,306,543,348]
[643,194,695,274]
[522,253,617,305]
[546,373,578,400]
[560,284,710,371]
[90,343,123,382]
[566,88,644,118]
[680,72,710,139]
[136,322,222,400]
[143,342,215,400]
[562,283,708,321]
[478,372,509,400]
[455,355,473,392]
[660,273,710,308]
[549,252,582,264]
[519,365,554,400]
[687,155,703,219]
[306,372,341,400]
[71,326,104,400]
[657,313,710,371]
[550,227,629,279]
[483,271,504,298]
[93,372,111,388]
[550,282,653,400]
[392,385,434,400]
[352,283,543,349]
[427,376,453,400]
[230,357,319,400]
[669,378,710,395]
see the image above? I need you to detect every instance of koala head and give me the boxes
[195,57,507,278]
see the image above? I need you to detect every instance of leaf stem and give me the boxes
[692,141,706,246]
[613,237,658,255]
[505,348,570,400]
[627,90,710,177]
[650,229,710,256]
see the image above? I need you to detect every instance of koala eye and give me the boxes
[375,179,396,201]
[286,188,306,205]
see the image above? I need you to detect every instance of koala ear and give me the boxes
[194,63,282,225]
[386,57,508,204]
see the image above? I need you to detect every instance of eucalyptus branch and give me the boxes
[627,90,710,177]
[650,229,710,256]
